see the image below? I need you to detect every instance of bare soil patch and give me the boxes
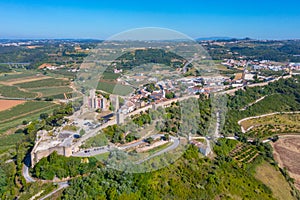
[0,99,25,111]
[272,135,300,190]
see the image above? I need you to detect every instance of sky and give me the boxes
[0,0,300,40]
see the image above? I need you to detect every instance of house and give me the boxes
[190,140,211,156]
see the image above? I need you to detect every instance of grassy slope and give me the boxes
[255,161,295,200]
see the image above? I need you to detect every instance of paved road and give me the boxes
[73,133,181,166]
[73,146,110,157]
[23,164,36,183]
[136,136,180,164]
[39,181,69,200]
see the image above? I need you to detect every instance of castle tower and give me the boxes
[115,95,119,112]
[116,109,124,125]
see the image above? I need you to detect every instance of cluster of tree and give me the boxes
[165,91,175,99]
[32,152,98,180]
[60,145,276,200]
[144,83,160,93]
[111,48,191,70]
[132,112,152,127]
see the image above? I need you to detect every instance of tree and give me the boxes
[163,134,170,141]
[40,113,49,119]
[165,92,175,99]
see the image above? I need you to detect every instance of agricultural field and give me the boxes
[0,101,59,134]
[272,135,300,191]
[230,144,260,165]
[255,161,295,200]
[0,71,37,82]
[14,78,70,88]
[0,75,51,85]
[28,86,73,98]
[241,113,300,138]
[0,99,25,111]
[0,84,37,98]
[97,81,134,96]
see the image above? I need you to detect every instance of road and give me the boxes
[136,136,180,164]
[73,134,180,161]
[213,111,221,139]
[39,181,69,200]
[73,146,110,157]
[23,164,36,183]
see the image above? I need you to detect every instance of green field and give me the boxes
[0,84,37,98]
[97,81,134,96]
[28,86,73,97]
[255,161,295,200]
[101,72,120,80]
[14,78,70,88]
[0,71,36,81]
[0,101,59,133]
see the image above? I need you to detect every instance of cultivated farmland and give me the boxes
[97,81,134,96]
[0,101,59,133]
[28,86,73,98]
[14,78,70,88]
[0,85,37,98]
[0,100,25,111]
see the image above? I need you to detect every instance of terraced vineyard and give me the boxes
[230,144,260,165]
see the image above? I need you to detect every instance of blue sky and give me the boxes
[0,0,300,39]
